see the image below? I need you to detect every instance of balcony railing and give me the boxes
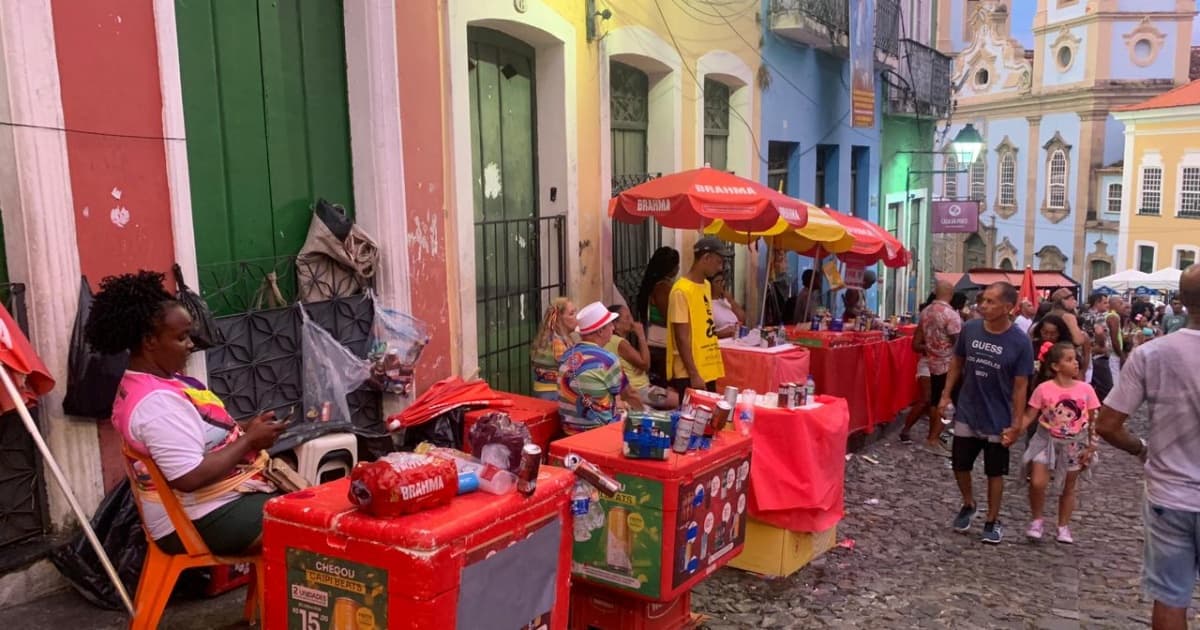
[886,39,952,118]
[770,0,901,56]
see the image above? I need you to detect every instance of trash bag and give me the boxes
[49,480,145,611]
[296,199,378,303]
[299,303,372,431]
[172,264,223,350]
[367,297,430,396]
[63,276,128,419]
[399,407,465,452]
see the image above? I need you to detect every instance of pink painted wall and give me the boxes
[397,3,453,387]
[51,0,175,491]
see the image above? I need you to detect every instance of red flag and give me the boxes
[1016,265,1040,314]
[0,303,54,414]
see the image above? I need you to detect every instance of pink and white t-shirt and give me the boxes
[1028,379,1101,439]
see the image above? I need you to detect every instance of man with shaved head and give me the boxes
[906,277,960,453]
[1098,264,1200,630]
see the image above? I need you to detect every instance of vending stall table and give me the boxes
[549,423,751,605]
[688,391,849,577]
[716,340,810,395]
[783,328,918,434]
[262,467,575,630]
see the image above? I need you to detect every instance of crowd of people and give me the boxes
[904,272,1200,629]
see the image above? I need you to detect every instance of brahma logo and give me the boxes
[947,204,962,217]
[694,184,755,195]
[636,199,670,213]
[779,206,802,223]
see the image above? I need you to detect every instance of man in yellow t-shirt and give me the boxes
[666,236,727,398]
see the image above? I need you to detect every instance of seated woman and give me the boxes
[84,271,283,556]
[709,271,746,339]
[606,305,680,410]
[529,297,579,401]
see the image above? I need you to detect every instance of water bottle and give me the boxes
[571,481,593,542]
[804,375,816,406]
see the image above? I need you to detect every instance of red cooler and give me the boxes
[465,393,563,454]
[262,467,574,630]
[549,423,751,602]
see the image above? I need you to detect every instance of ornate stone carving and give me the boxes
[1123,17,1167,68]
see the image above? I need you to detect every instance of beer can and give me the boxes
[333,597,359,630]
[712,400,732,433]
[789,383,800,408]
[776,384,789,408]
[738,325,748,339]
[810,316,821,331]
[672,414,695,454]
[723,386,739,407]
[517,443,542,497]
[564,453,622,496]
[320,401,333,422]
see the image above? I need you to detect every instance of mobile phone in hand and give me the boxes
[271,406,297,427]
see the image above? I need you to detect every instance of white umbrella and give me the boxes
[1145,267,1182,291]
[1093,269,1154,291]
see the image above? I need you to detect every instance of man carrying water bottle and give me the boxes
[938,282,1034,544]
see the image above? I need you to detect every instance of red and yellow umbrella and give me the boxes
[609,167,808,233]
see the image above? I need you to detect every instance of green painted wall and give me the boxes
[880,114,936,314]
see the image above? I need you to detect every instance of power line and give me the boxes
[0,119,185,142]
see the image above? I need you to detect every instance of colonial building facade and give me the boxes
[933,0,1195,290]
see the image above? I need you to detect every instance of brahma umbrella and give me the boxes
[609,167,807,233]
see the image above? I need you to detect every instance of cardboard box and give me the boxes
[622,411,673,460]
[727,519,838,578]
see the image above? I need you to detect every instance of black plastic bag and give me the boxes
[400,408,465,451]
[172,264,223,350]
[63,276,128,419]
[50,480,146,611]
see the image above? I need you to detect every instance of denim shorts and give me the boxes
[1143,501,1200,609]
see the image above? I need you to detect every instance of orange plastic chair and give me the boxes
[121,443,264,629]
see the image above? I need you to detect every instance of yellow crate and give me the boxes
[727,519,838,578]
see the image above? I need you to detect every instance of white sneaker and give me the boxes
[1056,526,1074,544]
[1026,519,1044,540]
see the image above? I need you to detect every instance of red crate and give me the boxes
[465,393,563,454]
[550,423,751,602]
[569,581,694,630]
[263,467,574,630]
[204,562,252,597]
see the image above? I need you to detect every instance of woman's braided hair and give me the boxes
[83,270,178,355]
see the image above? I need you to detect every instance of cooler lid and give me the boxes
[264,466,573,550]
[548,422,751,479]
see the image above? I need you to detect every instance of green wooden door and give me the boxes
[468,27,540,394]
[176,0,354,312]
[703,79,729,171]
[610,62,659,307]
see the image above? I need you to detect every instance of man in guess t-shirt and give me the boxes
[938,282,1035,544]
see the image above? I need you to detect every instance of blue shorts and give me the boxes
[1143,501,1200,609]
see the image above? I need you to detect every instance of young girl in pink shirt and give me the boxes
[1005,341,1100,543]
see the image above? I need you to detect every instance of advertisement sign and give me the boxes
[850,0,876,128]
[843,265,866,289]
[931,200,980,234]
[670,456,750,589]
[285,548,387,630]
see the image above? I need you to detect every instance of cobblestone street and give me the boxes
[695,411,1199,629]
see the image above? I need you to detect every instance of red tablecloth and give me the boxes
[785,328,885,348]
[805,337,918,434]
[746,396,849,532]
[717,345,810,394]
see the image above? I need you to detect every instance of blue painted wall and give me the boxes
[1033,113,1082,267]
[1047,1,1090,23]
[1107,23,1182,80]
[758,1,883,313]
[1041,26,1088,88]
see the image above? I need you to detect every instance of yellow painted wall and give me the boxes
[1125,115,1200,269]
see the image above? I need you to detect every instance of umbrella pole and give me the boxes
[759,239,773,328]
[0,368,135,616]
[805,246,823,324]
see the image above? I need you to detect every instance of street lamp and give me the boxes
[949,123,984,166]
[893,123,987,316]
